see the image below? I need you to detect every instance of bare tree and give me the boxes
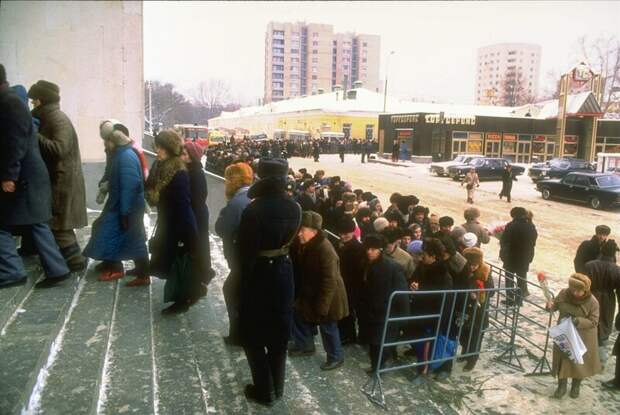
[193,78,231,118]
[539,69,561,101]
[577,35,620,113]
[499,75,536,107]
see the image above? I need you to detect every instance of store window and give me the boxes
[596,136,620,154]
[502,133,517,162]
[563,135,579,157]
[532,135,556,162]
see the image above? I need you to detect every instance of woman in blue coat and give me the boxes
[83,123,148,283]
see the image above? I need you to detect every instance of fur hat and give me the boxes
[568,273,591,292]
[373,217,389,233]
[224,162,254,199]
[407,240,423,255]
[257,158,288,179]
[361,192,376,202]
[184,142,203,162]
[155,129,183,157]
[28,80,60,104]
[343,192,357,203]
[301,211,322,230]
[100,119,131,146]
[464,207,481,221]
[510,207,528,219]
[356,207,371,219]
[336,217,356,234]
[463,247,484,266]
[412,205,427,216]
[462,232,478,248]
[382,226,403,244]
[601,239,619,257]
[363,233,386,250]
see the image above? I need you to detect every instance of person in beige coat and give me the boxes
[461,168,480,204]
[548,273,602,399]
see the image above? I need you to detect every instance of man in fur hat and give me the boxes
[28,80,88,271]
[382,227,414,281]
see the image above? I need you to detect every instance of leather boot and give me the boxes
[553,378,567,399]
[570,378,581,399]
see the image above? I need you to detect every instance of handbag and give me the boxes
[147,221,161,254]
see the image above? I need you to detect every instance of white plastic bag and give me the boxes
[548,317,587,364]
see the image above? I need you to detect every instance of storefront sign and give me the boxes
[565,135,578,143]
[503,134,517,141]
[469,132,482,140]
[424,114,476,125]
[534,135,547,142]
[391,114,419,124]
[486,132,501,141]
[518,134,532,141]
[396,129,413,139]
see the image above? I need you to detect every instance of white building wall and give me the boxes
[0,1,143,161]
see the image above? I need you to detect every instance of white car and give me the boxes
[429,154,483,177]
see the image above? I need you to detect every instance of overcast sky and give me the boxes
[144,1,620,105]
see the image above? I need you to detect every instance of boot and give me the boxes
[570,379,581,399]
[553,378,567,399]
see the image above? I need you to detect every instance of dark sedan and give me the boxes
[528,158,594,182]
[448,157,525,181]
[536,172,620,209]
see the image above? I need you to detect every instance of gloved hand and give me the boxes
[572,316,580,327]
[121,215,129,231]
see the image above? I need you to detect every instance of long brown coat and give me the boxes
[291,231,349,324]
[551,289,602,379]
[32,103,87,230]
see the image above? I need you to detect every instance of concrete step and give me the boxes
[0,257,42,331]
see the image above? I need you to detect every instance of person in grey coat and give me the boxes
[0,65,70,289]
[28,80,88,271]
[215,162,253,346]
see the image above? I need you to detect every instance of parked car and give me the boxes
[536,172,620,210]
[528,158,594,182]
[448,157,525,181]
[429,154,483,177]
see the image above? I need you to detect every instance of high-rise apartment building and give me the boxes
[264,22,380,103]
[475,43,541,106]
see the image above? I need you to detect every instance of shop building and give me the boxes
[379,92,618,163]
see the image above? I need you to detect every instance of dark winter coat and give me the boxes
[32,102,87,230]
[0,86,52,226]
[359,255,409,345]
[187,161,213,279]
[297,192,322,213]
[499,218,538,272]
[337,238,366,308]
[574,237,604,274]
[462,221,490,247]
[584,257,620,341]
[214,186,251,269]
[411,260,454,335]
[237,176,302,348]
[291,231,349,323]
[551,289,602,379]
[500,169,516,195]
[83,145,147,261]
[149,169,199,278]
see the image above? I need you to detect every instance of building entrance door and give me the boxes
[485,141,500,157]
[516,142,531,163]
[452,139,467,156]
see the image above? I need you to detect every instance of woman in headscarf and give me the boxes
[547,273,601,399]
[83,121,149,285]
[181,142,215,302]
[146,130,200,313]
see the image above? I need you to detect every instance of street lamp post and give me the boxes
[383,50,395,113]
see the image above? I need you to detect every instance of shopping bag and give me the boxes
[429,335,457,371]
[548,317,587,364]
[163,253,193,303]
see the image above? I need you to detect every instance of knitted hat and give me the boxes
[363,233,386,250]
[184,142,203,163]
[463,247,484,266]
[257,158,288,179]
[27,80,60,104]
[407,240,424,255]
[568,273,591,292]
[301,211,322,230]
[336,217,356,234]
[462,232,478,248]
[373,217,389,232]
[155,129,183,156]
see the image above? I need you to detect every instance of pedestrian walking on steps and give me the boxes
[215,162,253,347]
[146,130,201,314]
[83,121,149,286]
[0,66,71,289]
[499,164,517,202]
[237,158,302,407]
[27,80,88,272]
[461,168,479,204]
[289,211,349,371]
[547,273,602,399]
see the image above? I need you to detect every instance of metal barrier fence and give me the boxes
[488,264,555,376]
[361,287,521,409]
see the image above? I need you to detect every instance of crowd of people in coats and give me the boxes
[2,62,619,408]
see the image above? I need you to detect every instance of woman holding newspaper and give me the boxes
[547,273,602,399]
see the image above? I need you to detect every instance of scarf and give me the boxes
[145,156,186,206]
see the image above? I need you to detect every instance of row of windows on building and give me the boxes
[482,51,537,57]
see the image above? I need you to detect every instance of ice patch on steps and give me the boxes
[21,270,89,414]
